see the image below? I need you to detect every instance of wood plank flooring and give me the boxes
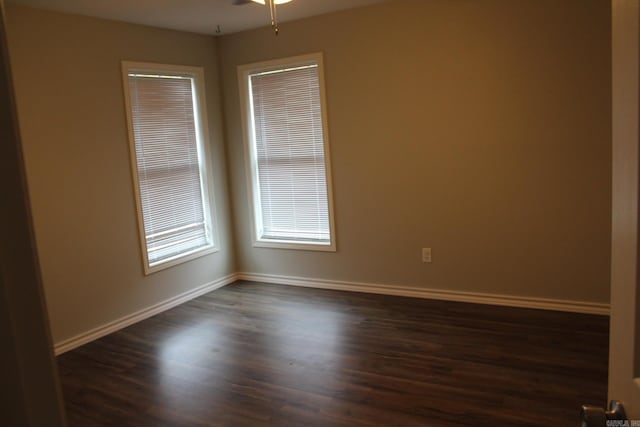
[57,281,609,426]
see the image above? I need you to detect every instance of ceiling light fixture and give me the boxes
[250,0,292,4]
[238,0,293,36]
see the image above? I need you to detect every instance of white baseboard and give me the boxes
[54,271,609,355]
[54,273,238,355]
[236,272,610,315]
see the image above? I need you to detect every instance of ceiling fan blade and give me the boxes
[233,0,254,5]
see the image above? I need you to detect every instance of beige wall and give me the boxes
[4,0,612,350]
[219,0,612,303]
[5,5,235,344]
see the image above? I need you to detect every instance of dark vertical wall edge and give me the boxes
[0,1,67,425]
[636,1,640,379]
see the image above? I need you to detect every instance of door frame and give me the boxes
[609,0,640,418]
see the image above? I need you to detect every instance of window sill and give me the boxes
[253,239,336,252]
[145,245,218,275]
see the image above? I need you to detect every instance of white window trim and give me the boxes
[121,61,219,274]
[237,52,337,252]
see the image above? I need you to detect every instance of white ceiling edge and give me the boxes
[6,0,390,35]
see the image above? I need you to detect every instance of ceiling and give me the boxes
[7,0,389,35]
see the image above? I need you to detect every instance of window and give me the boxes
[238,53,336,251]
[122,62,217,274]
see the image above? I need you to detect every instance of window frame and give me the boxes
[121,61,219,274]
[238,52,337,252]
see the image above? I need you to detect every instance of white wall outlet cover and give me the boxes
[422,248,432,263]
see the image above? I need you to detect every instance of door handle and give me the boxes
[581,401,627,427]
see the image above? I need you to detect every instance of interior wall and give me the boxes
[5,4,235,345]
[0,1,65,424]
[219,0,612,303]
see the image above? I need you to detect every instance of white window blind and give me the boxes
[249,64,331,244]
[126,71,213,267]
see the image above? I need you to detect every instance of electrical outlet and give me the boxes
[422,248,432,263]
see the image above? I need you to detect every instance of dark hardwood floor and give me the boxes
[57,281,609,426]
